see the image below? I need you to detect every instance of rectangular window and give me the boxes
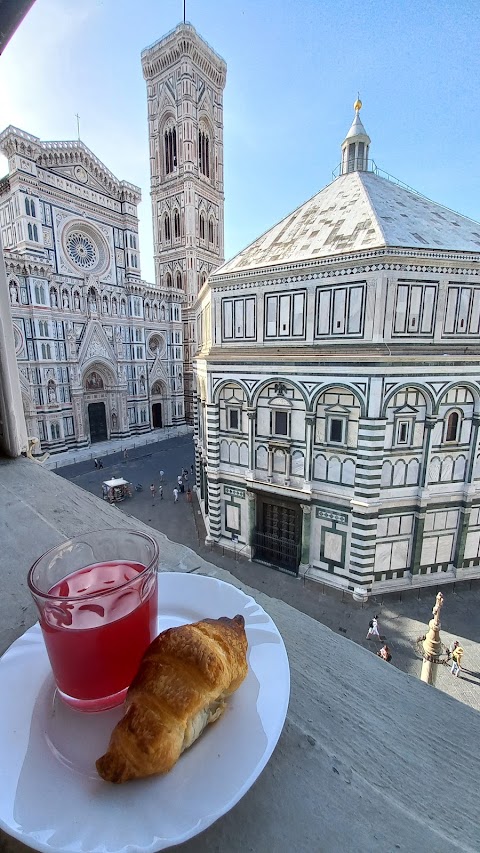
[228,408,240,431]
[315,283,365,337]
[396,419,412,445]
[273,410,288,436]
[265,291,305,339]
[328,417,345,444]
[221,297,256,340]
[393,282,438,336]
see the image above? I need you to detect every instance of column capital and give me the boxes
[305,412,316,426]
[300,503,312,515]
[246,409,257,421]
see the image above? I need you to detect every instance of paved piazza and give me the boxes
[59,435,480,715]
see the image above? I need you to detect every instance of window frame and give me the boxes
[326,414,348,447]
[227,406,241,432]
[272,409,290,438]
[444,409,461,444]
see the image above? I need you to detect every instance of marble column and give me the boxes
[299,503,312,574]
[246,408,256,475]
[304,412,316,486]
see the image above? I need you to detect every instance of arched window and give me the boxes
[164,214,171,241]
[176,272,182,289]
[112,297,118,315]
[208,219,214,244]
[51,422,60,441]
[35,283,46,304]
[33,224,38,241]
[145,302,150,319]
[102,296,109,313]
[153,304,158,320]
[121,299,126,316]
[28,223,33,240]
[199,213,205,240]
[164,125,177,174]
[25,197,31,216]
[198,129,210,177]
[445,411,460,443]
[31,200,36,218]
[174,209,180,239]
[166,272,172,289]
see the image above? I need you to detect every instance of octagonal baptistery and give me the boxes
[194,101,480,594]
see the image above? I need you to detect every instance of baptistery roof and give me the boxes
[215,170,480,277]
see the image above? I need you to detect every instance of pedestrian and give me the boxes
[186,486,192,502]
[150,483,156,500]
[451,642,464,677]
[98,458,103,469]
[190,464,194,475]
[94,458,98,469]
[366,615,381,641]
[124,449,128,461]
[177,474,185,493]
[173,487,179,502]
[377,644,392,662]
[159,470,164,482]
[159,484,163,500]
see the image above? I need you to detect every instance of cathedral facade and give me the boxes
[141,23,226,423]
[194,103,480,594]
[0,126,184,454]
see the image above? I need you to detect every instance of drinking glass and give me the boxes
[28,529,159,712]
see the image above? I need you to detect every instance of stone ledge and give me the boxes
[1,456,479,852]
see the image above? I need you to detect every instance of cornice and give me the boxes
[5,252,53,278]
[141,23,226,89]
[210,257,480,294]
[0,126,141,204]
[211,246,480,287]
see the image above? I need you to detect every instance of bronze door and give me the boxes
[88,402,107,443]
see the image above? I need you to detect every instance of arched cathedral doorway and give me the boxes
[88,402,108,443]
[152,403,163,429]
[151,381,167,429]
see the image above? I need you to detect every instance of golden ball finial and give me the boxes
[354,96,362,112]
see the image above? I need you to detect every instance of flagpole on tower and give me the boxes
[183,0,186,23]
[75,113,80,141]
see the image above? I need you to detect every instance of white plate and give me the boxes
[0,572,290,853]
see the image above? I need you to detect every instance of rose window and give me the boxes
[66,232,98,269]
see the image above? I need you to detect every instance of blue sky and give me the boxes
[1,0,480,283]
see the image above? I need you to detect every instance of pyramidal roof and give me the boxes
[215,171,480,278]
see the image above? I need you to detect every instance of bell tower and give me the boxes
[141,23,227,423]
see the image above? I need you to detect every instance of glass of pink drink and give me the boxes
[28,529,159,712]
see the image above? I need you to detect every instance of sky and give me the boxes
[1,0,480,283]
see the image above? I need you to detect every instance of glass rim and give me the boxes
[27,528,159,601]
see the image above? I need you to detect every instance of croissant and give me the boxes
[96,614,248,783]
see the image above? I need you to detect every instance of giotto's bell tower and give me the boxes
[142,23,227,422]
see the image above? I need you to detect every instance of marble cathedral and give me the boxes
[0,126,184,453]
[194,101,480,593]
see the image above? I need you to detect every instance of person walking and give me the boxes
[366,615,381,641]
[150,483,156,500]
[159,470,164,482]
[173,487,179,503]
[124,449,128,461]
[186,486,192,502]
[159,484,163,500]
[94,458,99,469]
[190,464,194,476]
[97,458,103,469]
[377,644,392,662]
[177,474,185,494]
[451,642,464,677]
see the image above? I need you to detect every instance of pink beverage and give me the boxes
[41,560,158,711]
